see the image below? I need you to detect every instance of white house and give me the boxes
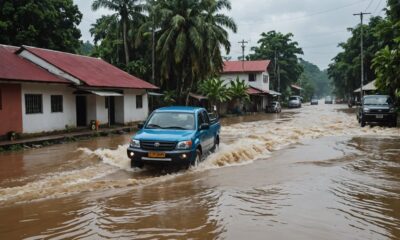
[0,45,157,136]
[220,60,278,112]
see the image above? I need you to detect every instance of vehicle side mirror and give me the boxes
[199,123,210,130]
[137,123,144,129]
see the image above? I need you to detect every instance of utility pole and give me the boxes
[152,13,155,85]
[353,12,370,102]
[238,39,248,69]
[274,50,280,93]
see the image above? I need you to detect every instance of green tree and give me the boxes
[371,0,400,99]
[228,77,250,109]
[299,60,330,98]
[92,0,145,65]
[328,16,386,98]
[198,78,231,113]
[152,0,237,103]
[248,30,304,98]
[0,0,82,53]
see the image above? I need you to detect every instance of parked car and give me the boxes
[266,101,282,113]
[288,96,302,108]
[311,97,319,105]
[325,96,333,104]
[127,107,220,168]
[357,95,397,127]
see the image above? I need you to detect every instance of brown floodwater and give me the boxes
[0,104,399,239]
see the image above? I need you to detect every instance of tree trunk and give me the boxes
[122,20,130,65]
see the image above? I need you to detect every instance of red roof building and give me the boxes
[0,45,68,84]
[18,46,157,89]
[0,44,158,136]
[222,60,270,74]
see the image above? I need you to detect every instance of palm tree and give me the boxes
[228,77,250,111]
[198,78,231,114]
[92,0,144,65]
[149,0,236,103]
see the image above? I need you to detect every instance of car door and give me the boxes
[201,111,214,150]
[197,112,209,151]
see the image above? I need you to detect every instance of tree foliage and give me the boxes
[329,0,400,100]
[248,31,304,97]
[299,60,330,99]
[150,0,237,103]
[0,0,82,53]
[328,17,384,98]
[371,0,400,98]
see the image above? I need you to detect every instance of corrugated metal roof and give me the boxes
[222,60,270,73]
[354,80,377,92]
[0,45,69,84]
[246,86,268,95]
[20,46,158,90]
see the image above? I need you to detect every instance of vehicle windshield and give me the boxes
[145,112,195,130]
[363,96,391,105]
[289,97,299,101]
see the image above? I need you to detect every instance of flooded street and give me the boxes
[0,104,399,239]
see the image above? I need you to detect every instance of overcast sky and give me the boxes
[74,0,386,70]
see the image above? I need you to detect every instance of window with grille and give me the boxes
[249,73,256,82]
[136,95,143,109]
[51,95,63,113]
[25,94,43,114]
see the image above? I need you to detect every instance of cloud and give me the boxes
[74,0,386,69]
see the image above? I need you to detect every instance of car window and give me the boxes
[364,96,390,105]
[146,112,195,130]
[201,111,210,124]
[197,112,205,128]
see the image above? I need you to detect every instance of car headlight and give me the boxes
[176,140,192,150]
[389,108,395,113]
[130,139,140,148]
[363,107,370,113]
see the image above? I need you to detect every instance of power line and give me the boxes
[372,0,384,14]
[240,0,369,25]
[364,0,374,11]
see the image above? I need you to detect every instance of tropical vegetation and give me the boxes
[0,0,82,53]
[248,30,304,99]
[328,0,400,100]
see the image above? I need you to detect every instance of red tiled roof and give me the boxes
[0,45,69,84]
[20,46,158,89]
[246,86,268,95]
[222,60,270,73]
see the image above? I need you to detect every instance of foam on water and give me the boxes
[0,105,398,205]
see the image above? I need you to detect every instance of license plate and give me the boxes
[376,114,383,119]
[148,152,166,158]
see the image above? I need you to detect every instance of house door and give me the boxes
[109,96,116,125]
[76,96,87,127]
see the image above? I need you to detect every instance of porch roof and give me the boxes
[89,90,123,96]
[189,92,208,100]
[354,80,377,93]
[246,86,268,95]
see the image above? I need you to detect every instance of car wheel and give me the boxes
[191,149,202,167]
[132,160,143,169]
[211,136,219,153]
[360,118,366,127]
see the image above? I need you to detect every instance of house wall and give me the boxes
[0,83,23,136]
[220,71,270,92]
[123,89,149,123]
[21,83,76,133]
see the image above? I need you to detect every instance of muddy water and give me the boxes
[0,104,399,239]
